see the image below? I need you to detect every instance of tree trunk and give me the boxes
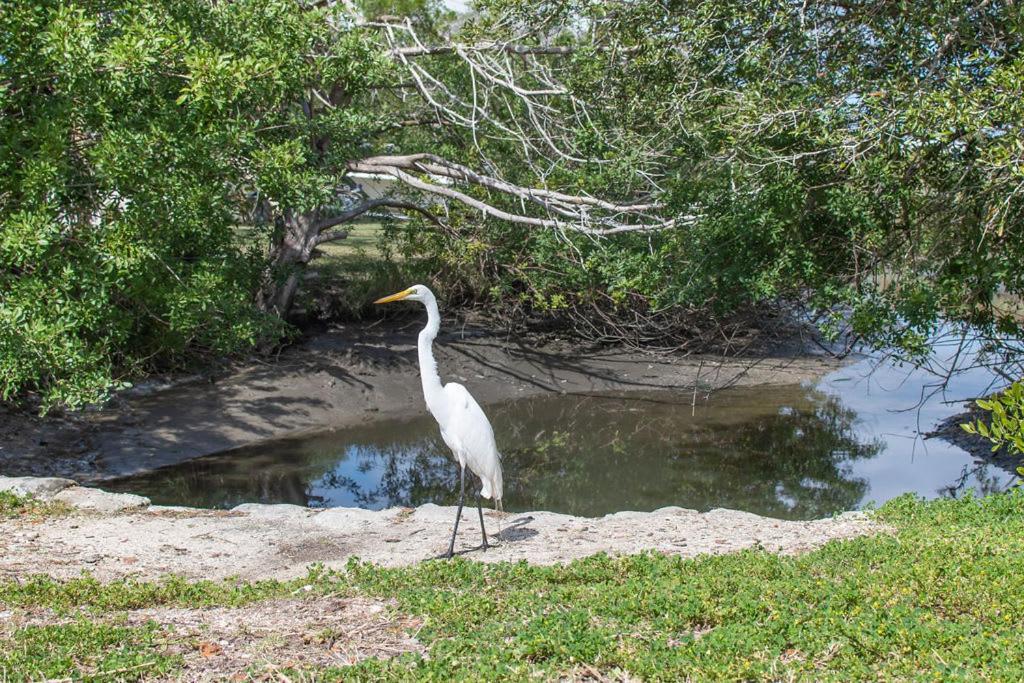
[258,208,322,318]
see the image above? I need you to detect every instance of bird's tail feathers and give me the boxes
[480,456,503,502]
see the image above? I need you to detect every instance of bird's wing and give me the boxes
[441,383,497,456]
[442,382,503,500]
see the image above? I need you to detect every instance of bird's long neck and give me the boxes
[418,294,445,416]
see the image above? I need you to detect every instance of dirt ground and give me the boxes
[2,595,424,679]
[0,478,885,582]
[0,318,840,482]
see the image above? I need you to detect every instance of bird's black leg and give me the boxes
[445,465,466,559]
[477,493,489,550]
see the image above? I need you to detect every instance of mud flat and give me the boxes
[1,320,839,481]
[0,477,883,582]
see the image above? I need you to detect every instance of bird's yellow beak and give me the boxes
[373,287,416,304]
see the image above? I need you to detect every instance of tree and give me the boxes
[4,0,1023,410]
[387,0,1024,357]
[2,0,332,408]
[1,0,687,409]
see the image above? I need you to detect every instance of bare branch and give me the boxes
[313,198,391,232]
[316,230,350,245]
[347,154,693,236]
[391,44,580,57]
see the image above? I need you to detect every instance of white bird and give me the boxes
[374,284,503,558]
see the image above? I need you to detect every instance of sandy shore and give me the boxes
[0,477,884,581]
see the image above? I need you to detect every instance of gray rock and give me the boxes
[53,487,149,513]
[0,476,77,499]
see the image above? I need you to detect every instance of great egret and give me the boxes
[374,284,504,558]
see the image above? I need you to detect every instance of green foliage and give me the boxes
[2,495,1023,679]
[963,381,1024,475]
[391,0,1024,355]
[0,491,69,520]
[5,0,1023,407]
[0,0,389,410]
[0,620,180,682]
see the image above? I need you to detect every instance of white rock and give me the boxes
[53,487,149,513]
[315,506,400,529]
[232,503,314,519]
[0,476,77,499]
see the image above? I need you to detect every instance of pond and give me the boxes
[105,339,1018,519]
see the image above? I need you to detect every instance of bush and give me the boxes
[963,381,1024,476]
[0,0,347,410]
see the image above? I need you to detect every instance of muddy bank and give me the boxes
[1,320,840,482]
[928,403,1022,473]
[0,477,883,581]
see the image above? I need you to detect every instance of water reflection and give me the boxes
[108,385,891,520]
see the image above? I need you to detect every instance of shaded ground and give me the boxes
[0,319,840,482]
[0,479,883,582]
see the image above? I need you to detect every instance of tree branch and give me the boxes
[391,44,579,57]
[347,154,693,236]
[313,197,446,245]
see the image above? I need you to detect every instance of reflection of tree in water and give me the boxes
[109,386,884,520]
[688,394,881,519]
[937,461,1018,499]
[310,387,883,520]
[104,451,316,508]
[490,389,882,519]
[314,441,454,509]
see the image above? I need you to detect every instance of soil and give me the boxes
[2,596,424,680]
[0,317,841,482]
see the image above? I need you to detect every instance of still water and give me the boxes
[106,343,1019,519]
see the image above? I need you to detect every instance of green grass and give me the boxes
[0,491,70,520]
[331,492,1024,681]
[2,492,1023,680]
[0,569,342,614]
[317,221,385,259]
[299,221,416,319]
[0,620,179,682]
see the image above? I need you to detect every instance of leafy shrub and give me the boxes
[0,0,361,410]
[963,381,1024,476]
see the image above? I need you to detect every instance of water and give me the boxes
[106,343,1019,519]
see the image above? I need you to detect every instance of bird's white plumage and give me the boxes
[375,284,504,557]
[438,382,503,501]
[388,284,504,507]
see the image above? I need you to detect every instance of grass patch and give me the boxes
[301,221,413,319]
[1,493,1022,680]
[331,492,1024,680]
[0,620,179,682]
[318,221,384,259]
[0,570,346,681]
[0,568,342,614]
[0,491,70,520]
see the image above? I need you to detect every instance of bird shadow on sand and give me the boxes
[495,515,537,543]
[429,515,538,560]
